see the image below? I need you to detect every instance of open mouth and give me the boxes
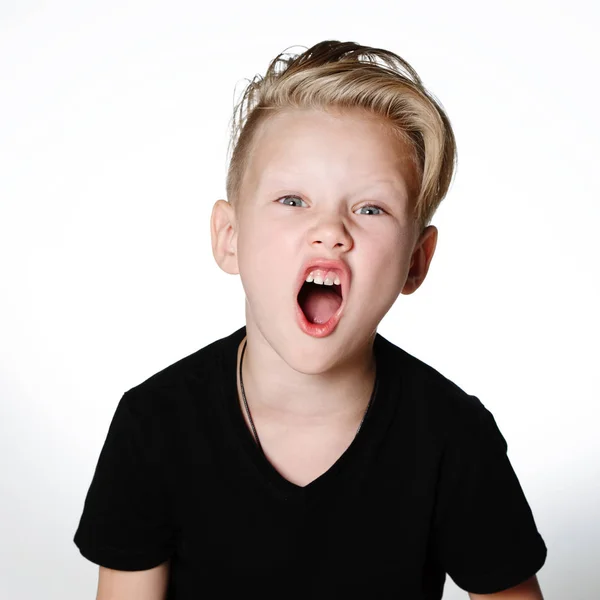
[297,280,343,325]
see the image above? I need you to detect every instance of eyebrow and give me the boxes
[259,173,409,201]
[354,180,408,199]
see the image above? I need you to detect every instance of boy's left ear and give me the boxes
[210,199,240,275]
[401,225,438,295]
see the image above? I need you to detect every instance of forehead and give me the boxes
[242,107,419,200]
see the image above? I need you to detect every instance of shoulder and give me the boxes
[375,332,500,446]
[121,327,242,419]
[103,328,243,465]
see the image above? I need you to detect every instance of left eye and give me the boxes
[355,205,385,216]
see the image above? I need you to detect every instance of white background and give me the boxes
[1,0,598,598]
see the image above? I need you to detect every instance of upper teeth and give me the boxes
[306,269,341,286]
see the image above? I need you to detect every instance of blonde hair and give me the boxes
[226,41,457,233]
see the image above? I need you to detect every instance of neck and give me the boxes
[237,327,377,425]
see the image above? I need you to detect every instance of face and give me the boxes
[211,107,437,374]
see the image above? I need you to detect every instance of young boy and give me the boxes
[74,41,547,599]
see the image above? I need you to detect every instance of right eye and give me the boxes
[277,195,307,207]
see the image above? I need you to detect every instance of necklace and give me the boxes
[238,339,377,454]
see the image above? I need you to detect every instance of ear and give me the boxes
[401,225,438,295]
[210,199,240,275]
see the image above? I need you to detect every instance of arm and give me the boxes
[468,574,543,599]
[96,560,170,600]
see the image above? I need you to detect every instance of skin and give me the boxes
[468,575,544,599]
[92,105,544,600]
[96,562,169,599]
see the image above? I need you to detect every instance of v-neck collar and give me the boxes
[219,326,398,503]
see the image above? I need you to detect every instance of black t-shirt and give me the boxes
[74,326,547,598]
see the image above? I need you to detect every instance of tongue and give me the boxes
[300,285,342,324]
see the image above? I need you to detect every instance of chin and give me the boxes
[282,347,348,376]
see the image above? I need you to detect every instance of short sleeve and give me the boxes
[434,397,547,594]
[74,391,175,570]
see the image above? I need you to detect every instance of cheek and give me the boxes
[241,215,296,257]
[237,218,295,298]
[362,237,412,292]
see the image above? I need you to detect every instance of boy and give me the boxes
[74,41,547,599]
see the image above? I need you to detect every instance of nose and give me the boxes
[306,216,353,252]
